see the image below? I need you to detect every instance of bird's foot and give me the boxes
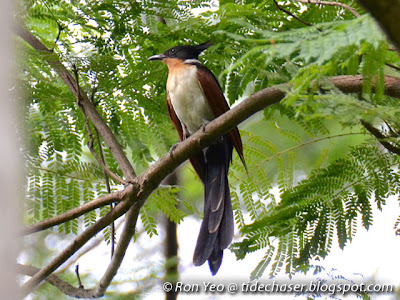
[169,142,179,159]
[200,121,224,144]
[201,121,209,133]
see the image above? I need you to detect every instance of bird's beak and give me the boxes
[148,54,167,61]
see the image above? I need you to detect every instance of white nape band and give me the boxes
[184,59,201,64]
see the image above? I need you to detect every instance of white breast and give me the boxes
[167,65,214,135]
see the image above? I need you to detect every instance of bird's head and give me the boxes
[148,42,212,63]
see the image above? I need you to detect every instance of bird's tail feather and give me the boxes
[193,136,233,275]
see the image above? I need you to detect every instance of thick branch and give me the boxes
[22,187,130,235]
[94,206,140,296]
[357,0,400,51]
[17,264,96,298]
[15,25,136,180]
[293,0,361,17]
[328,75,400,98]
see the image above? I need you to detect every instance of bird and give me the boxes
[148,42,246,275]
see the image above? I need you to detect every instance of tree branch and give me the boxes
[360,120,400,155]
[273,0,313,26]
[55,219,124,275]
[20,183,139,297]
[386,62,400,72]
[94,206,140,296]
[328,75,400,98]
[89,86,117,257]
[81,97,126,185]
[292,0,361,17]
[22,187,131,235]
[20,218,135,299]
[14,25,136,181]
[17,264,96,298]
[357,0,400,51]
[87,144,126,185]
[75,265,84,289]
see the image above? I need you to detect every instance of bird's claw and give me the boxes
[169,143,179,158]
[201,121,209,133]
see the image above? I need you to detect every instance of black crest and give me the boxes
[163,41,212,60]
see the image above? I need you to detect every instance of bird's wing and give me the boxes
[167,92,206,182]
[166,93,184,141]
[196,65,247,170]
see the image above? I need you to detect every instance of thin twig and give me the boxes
[15,25,137,180]
[273,0,313,26]
[291,0,361,17]
[87,146,127,185]
[386,62,400,72]
[55,24,63,44]
[75,265,84,289]
[361,120,400,155]
[55,219,124,275]
[43,0,64,45]
[253,132,368,170]
[73,69,126,186]
[90,85,116,257]
[384,121,395,136]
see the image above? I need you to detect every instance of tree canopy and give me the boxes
[17,0,400,298]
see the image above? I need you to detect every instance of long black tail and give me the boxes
[193,135,234,275]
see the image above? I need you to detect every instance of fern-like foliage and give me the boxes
[22,0,207,233]
[232,143,400,278]
[209,2,400,280]
[20,0,400,289]
[217,14,386,104]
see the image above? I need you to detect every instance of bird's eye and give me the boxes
[169,48,176,55]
